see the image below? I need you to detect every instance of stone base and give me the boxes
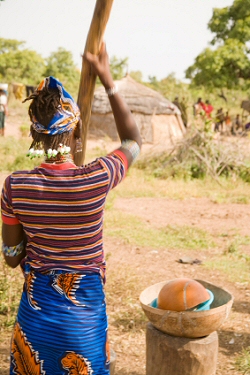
[110,348,116,375]
[146,323,218,375]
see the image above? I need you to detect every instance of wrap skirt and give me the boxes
[10,265,110,375]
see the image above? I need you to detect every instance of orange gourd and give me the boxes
[157,278,210,311]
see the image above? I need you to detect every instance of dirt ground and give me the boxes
[0,117,250,375]
[105,201,250,375]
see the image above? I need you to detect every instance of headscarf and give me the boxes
[31,76,80,136]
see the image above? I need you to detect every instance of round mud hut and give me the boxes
[89,75,186,144]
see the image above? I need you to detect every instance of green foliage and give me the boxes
[109,56,128,80]
[0,38,80,97]
[148,73,190,102]
[235,346,250,374]
[186,39,250,89]
[0,37,130,99]
[0,38,24,53]
[129,70,143,83]
[0,38,45,85]
[209,0,250,44]
[186,0,250,89]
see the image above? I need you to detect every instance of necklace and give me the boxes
[44,153,75,164]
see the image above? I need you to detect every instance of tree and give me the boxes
[109,56,128,80]
[208,0,250,45]
[0,38,24,53]
[147,73,190,102]
[185,0,250,89]
[0,38,45,85]
[129,70,143,83]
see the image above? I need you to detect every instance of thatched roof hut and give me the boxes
[89,75,185,144]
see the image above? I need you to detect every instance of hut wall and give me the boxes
[89,113,154,143]
[89,113,118,140]
[89,113,185,144]
[133,113,153,143]
[152,114,185,145]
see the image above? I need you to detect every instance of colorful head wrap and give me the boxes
[31,76,80,136]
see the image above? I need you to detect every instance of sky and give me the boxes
[0,0,234,81]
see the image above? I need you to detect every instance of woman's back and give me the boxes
[2,152,126,274]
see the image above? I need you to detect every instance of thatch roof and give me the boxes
[92,75,181,116]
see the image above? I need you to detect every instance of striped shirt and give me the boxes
[1,150,128,279]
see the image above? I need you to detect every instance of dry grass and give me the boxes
[235,347,250,374]
[114,168,250,204]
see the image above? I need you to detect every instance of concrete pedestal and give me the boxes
[146,323,218,375]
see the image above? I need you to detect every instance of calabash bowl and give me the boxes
[139,279,233,338]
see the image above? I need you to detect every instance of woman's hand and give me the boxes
[84,42,114,89]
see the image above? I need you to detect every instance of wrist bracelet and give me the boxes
[2,240,24,257]
[105,84,118,97]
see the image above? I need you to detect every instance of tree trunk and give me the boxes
[74,0,114,166]
[146,323,218,375]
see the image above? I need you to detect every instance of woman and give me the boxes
[1,43,141,375]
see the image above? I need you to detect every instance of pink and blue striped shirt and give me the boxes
[1,150,128,279]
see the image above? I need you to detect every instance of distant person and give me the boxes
[244,115,250,132]
[173,96,188,127]
[232,114,242,135]
[173,96,181,111]
[214,108,224,132]
[0,89,8,136]
[224,111,232,135]
[193,97,205,117]
[180,97,188,127]
[245,121,250,132]
[204,100,214,119]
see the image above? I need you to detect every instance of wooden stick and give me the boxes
[74,0,114,166]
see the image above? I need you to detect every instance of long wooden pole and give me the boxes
[74,0,114,166]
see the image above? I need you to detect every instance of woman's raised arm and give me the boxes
[84,42,142,165]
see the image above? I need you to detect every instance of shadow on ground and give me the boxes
[219,329,250,355]
[232,299,250,314]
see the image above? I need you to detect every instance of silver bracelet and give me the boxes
[121,139,140,163]
[105,84,118,97]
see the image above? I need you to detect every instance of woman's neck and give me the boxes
[44,153,74,164]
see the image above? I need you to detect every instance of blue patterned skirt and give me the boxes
[10,265,109,375]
